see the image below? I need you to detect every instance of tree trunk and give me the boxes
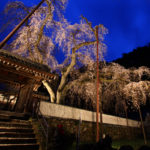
[125,105,129,127]
[124,103,131,139]
[56,53,76,104]
[138,107,147,144]
[42,80,55,103]
[56,91,61,104]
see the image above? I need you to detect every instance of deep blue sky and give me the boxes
[1,0,150,61]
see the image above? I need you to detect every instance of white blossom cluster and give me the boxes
[64,62,150,113]
[10,0,69,70]
[55,19,108,68]
[9,0,108,73]
[123,81,150,109]
[101,63,130,81]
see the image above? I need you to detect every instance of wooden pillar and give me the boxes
[15,81,35,113]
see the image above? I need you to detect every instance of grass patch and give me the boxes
[70,138,150,150]
[112,138,150,149]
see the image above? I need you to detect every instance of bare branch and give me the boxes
[72,41,97,52]
[81,15,95,33]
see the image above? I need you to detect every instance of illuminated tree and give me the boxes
[100,63,129,115]
[123,81,150,144]
[64,63,150,140]
[53,17,107,103]
[62,64,98,109]
[5,0,107,104]
[10,0,62,68]
[63,63,130,112]
[0,1,32,36]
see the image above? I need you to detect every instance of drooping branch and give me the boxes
[81,15,95,34]
[0,0,45,49]
[34,0,52,63]
[81,15,104,40]
[27,26,34,60]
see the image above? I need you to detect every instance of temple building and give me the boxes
[0,49,56,113]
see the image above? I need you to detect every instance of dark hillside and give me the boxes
[115,44,150,68]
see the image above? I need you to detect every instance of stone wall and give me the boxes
[45,117,141,142]
[39,101,142,142]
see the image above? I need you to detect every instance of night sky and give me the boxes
[1,0,150,61]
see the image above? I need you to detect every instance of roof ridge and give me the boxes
[0,49,51,73]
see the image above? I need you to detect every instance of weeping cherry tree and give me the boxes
[123,81,150,144]
[7,0,108,104]
[47,16,108,103]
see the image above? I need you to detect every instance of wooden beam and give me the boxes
[0,56,55,80]
[0,68,29,84]
[0,78,20,86]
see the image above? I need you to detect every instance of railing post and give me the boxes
[32,99,49,150]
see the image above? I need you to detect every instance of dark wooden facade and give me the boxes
[0,49,56,113]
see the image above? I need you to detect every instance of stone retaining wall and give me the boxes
[39,101,142,141]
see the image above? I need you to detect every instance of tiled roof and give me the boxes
[0,49,51,73]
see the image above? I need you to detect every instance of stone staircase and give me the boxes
[0,110,39,150]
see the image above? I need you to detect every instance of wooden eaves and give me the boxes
[0,49,57,84]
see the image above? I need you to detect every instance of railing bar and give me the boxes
[36,114,47,137]
[38,110,49,127]
[37,114,48,132]
[33,100,49,150]
[37,114,49,130]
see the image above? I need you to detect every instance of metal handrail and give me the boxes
[33,100,49,150]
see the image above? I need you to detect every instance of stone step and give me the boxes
[0,127,33,133]
[0,137,37,144]
[0,110,30,117]
[0,110,30,120]
[0,143,39,150]
[11,119,31,124]
[0,121,32,128]
[0,132,35,138]
[0,114,11,121]
[0,111,39,150]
